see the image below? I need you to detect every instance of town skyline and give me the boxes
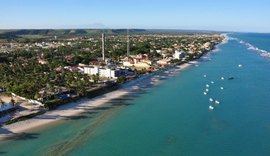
[1,0,270,33]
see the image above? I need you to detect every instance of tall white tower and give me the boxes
[102,33,105,61]
[127,29,130,57]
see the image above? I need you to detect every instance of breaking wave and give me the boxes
[229,37,270,59]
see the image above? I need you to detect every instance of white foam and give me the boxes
[236,38,270,59]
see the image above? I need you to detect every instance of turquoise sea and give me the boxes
[1,33,270,156]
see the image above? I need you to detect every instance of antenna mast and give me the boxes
[102,33,105,61]
[127,29,130,57]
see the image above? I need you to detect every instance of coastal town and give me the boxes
[1,0,269,155]
[0,30,224,124]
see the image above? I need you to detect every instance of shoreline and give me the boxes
[0,61,196,140]
[0,36,227,140]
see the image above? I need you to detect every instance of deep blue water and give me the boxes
[1,33,270,156]
[231,33,270,52]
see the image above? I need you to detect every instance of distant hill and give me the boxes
[111,29,146,33]
[3,29,88,36]
[0,33,19,39]
[0,29,223,40]
[0,29,147,37]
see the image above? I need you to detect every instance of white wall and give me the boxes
[84,66,118,78]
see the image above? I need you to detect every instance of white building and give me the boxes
[174,50,186,60]
[99,68,116,78]
[84,66,95,75]
[84,66,130,79]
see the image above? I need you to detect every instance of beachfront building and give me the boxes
[122,54,152,69]
[156,59,170,66]
[202,42,212,50]
[83,66,131,79]
[174,50,186,60]
[38,86,71,102]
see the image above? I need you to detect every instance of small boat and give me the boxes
[220,87,224,90]
[209,98,214,102]
[211,81,215,84]
[204,75,207,78]
[205,88,209,92]
[238,64,243,68]
[206,84,210,88]
[204,92,207,95]
[228,77,234,80]
[209,105,214,110]
[215,100,220,104]
[221,77,225,80]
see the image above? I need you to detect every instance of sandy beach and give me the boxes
[0,61,197,140]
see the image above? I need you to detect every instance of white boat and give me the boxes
[215,100,220,104]
[220,87,224,90]
[221,77,225,80]
[206,84,210,88]
[209,98,214,102]
[204,75,207,78]
[209,105,214,110]
[238,64,243,67]
[205,88,209,92]
[204,92,207,95]
[211,81,215,84]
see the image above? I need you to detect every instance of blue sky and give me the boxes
[1,0,270,32]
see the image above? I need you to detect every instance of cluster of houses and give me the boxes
[68,49,189,80]
[52,50,187,81]
[80,50,188,79]
[0,35,106,54]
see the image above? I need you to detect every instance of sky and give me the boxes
[0,0,270,32]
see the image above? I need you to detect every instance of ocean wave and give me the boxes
[230,37,270,59]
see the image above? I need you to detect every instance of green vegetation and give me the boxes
[0,30,223,106]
